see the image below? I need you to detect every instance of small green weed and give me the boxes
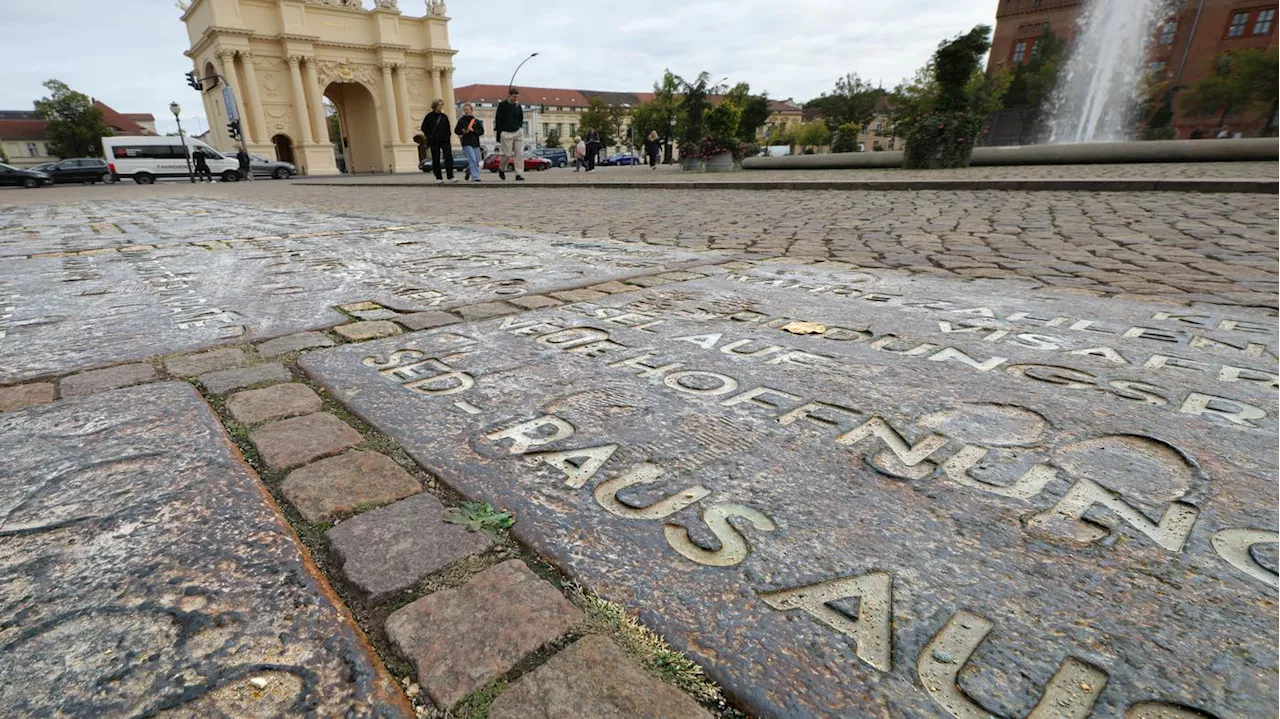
[443,501,515,537]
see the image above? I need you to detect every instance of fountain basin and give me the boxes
[741,139,1279,170]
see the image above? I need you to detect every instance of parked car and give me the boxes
[533,147,569,168]
[0,163,54,188]
[30,162,57,173]
[104,135,239,184]
[602,152,641,166]
[45,157,113,184]
[247,154,296,179]
[482,154,551,173]
[419,149,471,173]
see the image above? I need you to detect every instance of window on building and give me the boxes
[1227,11,1249,37]
[874,122,884,134]
[523,121,530,134]
[542,122,550,137]
[27,143,38,157]
[1012,40,1029,63]
[1254,8,1276,34]
[556,123,563,136]
[569,124,576,137]
[1159,20,1178,44]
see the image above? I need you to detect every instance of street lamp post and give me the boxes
[170,101,194,183]
[508,52,539,90]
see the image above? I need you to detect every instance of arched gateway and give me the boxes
[181,0,456,175]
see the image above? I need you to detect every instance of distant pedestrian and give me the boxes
[192,147,212,182]
[1189,127,1206,140]
[574,138,587,172]
[455,102,485,183]
[585,128,601,171]
[644,130,661,169]
[422,99,455,183]
[236,148,251,181]
[1215,126,1230,139]
[495,87,525,181]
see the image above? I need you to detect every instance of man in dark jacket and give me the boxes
[585,128,601,171]
[494,87,525,181]
[236,148,251,181]
[192,147,212,182]
[421,99,455,182]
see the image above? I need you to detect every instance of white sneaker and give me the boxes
[436,179,444,184]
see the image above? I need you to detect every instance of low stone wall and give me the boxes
[743,138,1280,170]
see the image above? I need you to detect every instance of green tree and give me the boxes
[809,73,884,134]
[33,79,112,158]
[902,25,995,169]
[831,122,861,153]
[795,121,831,150]
[1181,47,1279,132]
[0,143,8,163]
[544,130,562,148]
[579,97,625,147]
[1001,29,1068,112]
[677,71,713,152]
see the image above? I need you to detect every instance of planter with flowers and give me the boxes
[903,26,992,170]
[698,136,746,172]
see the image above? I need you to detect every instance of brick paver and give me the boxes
[327,493,492,600]
[281,449,419,522]
[335,320,402,341]
[198,363,291,394]
[385,560,582,708]
[164,348,246,377]
[225,383,323,425]
[249,412,364,471]
[61,363,157,397]
[0,383,55,412]
[256,331,336,358]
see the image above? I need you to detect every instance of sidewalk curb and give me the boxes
[294,178,1279,193]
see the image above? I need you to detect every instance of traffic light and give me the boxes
[227,120,242,141]
[186,71,203,91]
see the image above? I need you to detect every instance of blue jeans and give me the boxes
[462,145,482,181]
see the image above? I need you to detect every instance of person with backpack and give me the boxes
[494,87,525,181]
[455,102,485,182]
[421,99,455,183]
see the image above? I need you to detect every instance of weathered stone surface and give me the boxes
[250,412,364,471]
[303,263,1279,718]
[352,309,401,321]
[0,383,410,717]
[385,560,582,708]
[256,331,335,358]
[587,280,635,294]
[657,271,708,282]
[0,200,717,384]
[508,295,563,310]
[61,363,157,396]
[397,311,462,330]
[0,382,54,412]
[327,493,492,599]
[163,347,246,377]
[198,362,291,394]
[624,275,674,287]
[457,302,519,321]
[489,636,711,719]
[336,321,402,341]
[549,289,608,303]
[225,382,323,425]
[281,450,419,523]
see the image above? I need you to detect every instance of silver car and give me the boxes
[245,154,296,179]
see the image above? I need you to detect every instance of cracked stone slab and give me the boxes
[302,262,1278,718]
[0,382,410,717]
[60,363,157,397]
[0,199,721,384]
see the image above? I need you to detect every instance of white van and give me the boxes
[103,136,240,184]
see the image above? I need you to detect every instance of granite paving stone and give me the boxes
[0,383,410,717]
[508,295,564,310]
[198,362,291,394]
[256,331,336,358]
[281,450,420,523]
[0,382,55,412]
[396,310,463,330]
[225,382,324,425]
[457,302,520,321]
[60,363,157,397]
[163,347,246,377]
[335,320,402,341]
[249,412,364,471]
[385,560,583,708]
[488,636,712,719]
[326,493,492,599]
[549,289,608,303]
[587,281,635,294]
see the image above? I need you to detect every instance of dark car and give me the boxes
[602,152,641,166]
[0,162,54,188]
[419,149,471,173]
[248,154,296,179]
[533,147,569,168]
[46,157,113,184]
[483,154,551,173]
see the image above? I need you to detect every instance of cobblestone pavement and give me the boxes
[6,180,1272,309]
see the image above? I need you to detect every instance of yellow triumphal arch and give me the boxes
[182,0,456,175]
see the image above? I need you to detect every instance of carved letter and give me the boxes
[1027,477,1199,552]
[664,503,776,567]
[1178,393,1268,428]
[836,417,949,467]
[1211,528,1279,588]
[485,416,575,454]
[940,445,1056,500]
[1127,702,1220,719]
[531,444,619,489]
[759,572,893,672]
[594,463,711,519]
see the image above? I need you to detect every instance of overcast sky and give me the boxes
[1,0,995,136]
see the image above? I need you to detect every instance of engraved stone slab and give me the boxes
[0,382,409,717]
[0,199,721,384]
[302,263,1279,719]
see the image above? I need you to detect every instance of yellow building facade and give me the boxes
[182,0,456,175]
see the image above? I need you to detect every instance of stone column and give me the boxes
[394,65,414,142]
[238,51,267,146]
[303,58,328,144]
[219,49,254,144]
[443,67,456,125]
[430,67,443,107]
[381,63,402,143]
[286,56,314,143]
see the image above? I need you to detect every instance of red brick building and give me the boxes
[988,0,1278,138]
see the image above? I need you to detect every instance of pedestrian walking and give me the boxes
[421,99,455,183]
[495,87,525,181]
[574,138,587,172]
[236,148,251,181]
[192,147,213,182]
[585,128,601,171]
[644,130,661,170]
[455,103,485,183]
